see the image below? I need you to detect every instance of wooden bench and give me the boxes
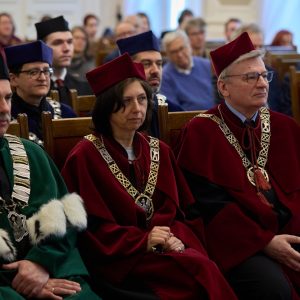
[7,113,29,138]
[158,104,204,146]
[42,111,93,169]
[70,89,96,116]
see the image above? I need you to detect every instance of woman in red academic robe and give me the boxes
[61,53,237,299]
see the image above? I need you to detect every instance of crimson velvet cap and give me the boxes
[86,53,146,96]
[0,51,9,80]
[35,16,70,40]
[210,32,255,77]
[4,40,53,69]
[117,30,160,55]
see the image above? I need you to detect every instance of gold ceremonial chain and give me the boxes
[0,134,30,242]
[85,134,160,221]
[196,107,271,186]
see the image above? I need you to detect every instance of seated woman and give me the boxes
[61,53,237,300]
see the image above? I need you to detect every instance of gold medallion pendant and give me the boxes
[135,194,154,220]
[247,166,269,186]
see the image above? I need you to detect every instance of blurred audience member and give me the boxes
[103,21,136,63]
[0,13,22,49]
[35,16,92,106]
[124,14,145,34]
[184,17,207,58]
[271,29,294,47]
[177,9,194,30]
[83,14,100,57]
[69,26,95,81]
[161,30,214,111]
[40,14,52,22]
[224,18,241,42]
[137,12,151,32]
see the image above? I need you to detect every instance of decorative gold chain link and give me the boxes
[85,134,160,220]
[196,107,270,172]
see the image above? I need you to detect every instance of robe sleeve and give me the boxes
[62,147,150,258]
[18,141,87,277]
[183,169,275,272]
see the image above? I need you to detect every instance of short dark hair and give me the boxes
[92,78,153,136]
[178,9,193,25]
[83,14,99,26]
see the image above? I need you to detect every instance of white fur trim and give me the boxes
[26,199,67,244]
[0,229,16,261]
[61,193,87,230]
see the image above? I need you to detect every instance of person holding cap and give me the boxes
[61,53,237,300]
[35,16,92,106]
[117,30,181,137]
[0,51,100,299]
[177,32,300,299]
[4,40,76,146]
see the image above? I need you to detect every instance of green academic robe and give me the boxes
[0,136,100,299]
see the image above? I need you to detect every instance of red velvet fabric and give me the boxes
[210,32,255,77]
[86,53,145,96]
[177,103,300,297]
[62,132,237,300]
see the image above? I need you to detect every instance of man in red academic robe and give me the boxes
[177,32,300,300]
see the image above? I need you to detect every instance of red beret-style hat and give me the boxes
[210,32,255,77]
[86,53,146,96]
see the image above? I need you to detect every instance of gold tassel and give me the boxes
[257,191,273,208]
[254,168,271,191]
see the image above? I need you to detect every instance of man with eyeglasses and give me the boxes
[35,16,92,106]
[177,32,300,299]
[4,40,76,146]
[160,30,214,111]
[0,50,100,299]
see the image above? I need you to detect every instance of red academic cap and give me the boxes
[210,32,255,77]
[86,53,146,96]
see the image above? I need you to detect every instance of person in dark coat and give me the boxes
[4,40,76,146]
[35,16,93,106]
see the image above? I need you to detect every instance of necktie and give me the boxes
[55,79,64,88]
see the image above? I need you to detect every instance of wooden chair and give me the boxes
[7,113,29,138]
[266,53,300,72]
[49,90,60,101]
[290,66,300,124]
[70,89,96,116]
[158,104,204,146]
[42,111,93,169]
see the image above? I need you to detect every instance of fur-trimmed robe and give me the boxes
[0,136,100,299]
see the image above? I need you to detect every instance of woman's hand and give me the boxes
[164,236,185,253]
[147,226,172,252]
[264,234,300,271]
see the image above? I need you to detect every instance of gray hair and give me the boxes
[162,30,191,52]
[219,49,265,80]
[231,23,264,42]
[184,17,206,34]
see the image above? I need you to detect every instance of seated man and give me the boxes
[160,30,214,111]
[177,32,300,299]
[35,16,93,106]
[0,52,100,299]
[184,17,207,58]
[117,30,181,137]
[5,40,76,146]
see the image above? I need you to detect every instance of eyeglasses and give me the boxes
[18,67,53,79]
[223,71,274,84]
